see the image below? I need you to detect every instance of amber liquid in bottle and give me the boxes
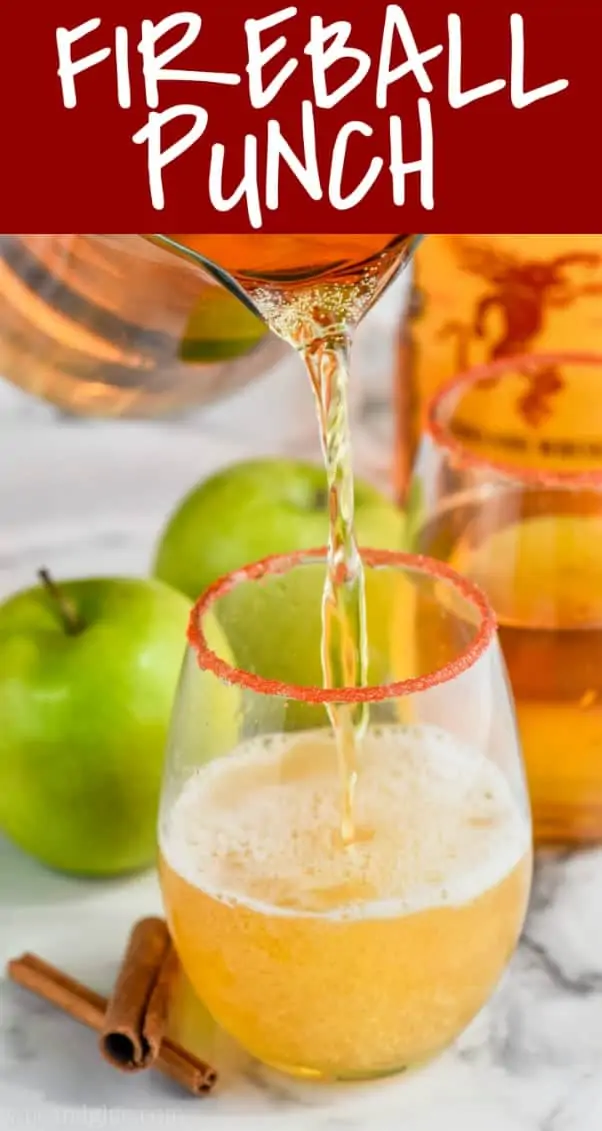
[396,235,602,499]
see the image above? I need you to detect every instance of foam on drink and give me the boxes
[160,724,529,920]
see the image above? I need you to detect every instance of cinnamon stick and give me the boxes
[100,917,171,1071]
[7,953,218,1097]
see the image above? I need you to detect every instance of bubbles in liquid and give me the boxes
[161,725,529,921]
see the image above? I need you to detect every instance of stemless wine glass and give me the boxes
[411,351,602,847]
[158,548,532,1082]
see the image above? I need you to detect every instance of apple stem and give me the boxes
[37,568,83,636]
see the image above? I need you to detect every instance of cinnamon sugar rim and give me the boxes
[187,548,496,704]
[426,351,602,488]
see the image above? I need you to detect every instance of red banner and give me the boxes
[0,1,597,231]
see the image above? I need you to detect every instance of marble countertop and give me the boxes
[2,342,602,1131]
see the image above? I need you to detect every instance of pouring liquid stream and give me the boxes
[303,334,366,844]
[157,235,416,844]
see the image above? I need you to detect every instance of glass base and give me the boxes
[255,1056,413,1083]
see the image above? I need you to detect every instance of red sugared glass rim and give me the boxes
[426,351,602,488]
[187,547,496,704]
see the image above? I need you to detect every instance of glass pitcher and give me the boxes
[0,235,287,418]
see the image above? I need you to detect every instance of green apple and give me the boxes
[153,458,405,729]
[153,457,405,601]
[0,573,235,877]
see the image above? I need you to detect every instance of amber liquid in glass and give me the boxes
[418,487,602,843]
[159,724,531,1077]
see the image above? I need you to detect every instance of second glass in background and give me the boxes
[411,352,602,846]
